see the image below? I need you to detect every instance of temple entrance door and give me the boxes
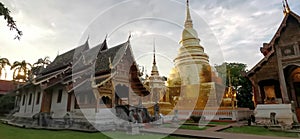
[41,91,52,113]
[294,83,300,106]
[294,82,300,122]
[286,66,300,122]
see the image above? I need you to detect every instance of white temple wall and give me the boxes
[50,87,68,118]
[15,87,43,117]
[18,91,27,114]
[31,88,42,115]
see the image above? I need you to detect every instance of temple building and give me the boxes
[142,42,172,115]
[247,1,300,124]
[12,37,150,129]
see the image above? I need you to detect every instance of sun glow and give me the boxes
[0,66,13,81]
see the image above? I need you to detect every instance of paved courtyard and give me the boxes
[142,124,298,139]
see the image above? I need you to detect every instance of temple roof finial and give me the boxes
[153,38,156,65]
[85,35,90,45]
[104,34,108,40]
[109,57,112,69]
[151,39,159,76]
[128,32,132,41]
[185,0,193,28]
[283,0,291,15]
[100,35,108,51]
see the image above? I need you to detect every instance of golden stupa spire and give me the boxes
[283,0,291,15]
[153,39,156,65]
[185,0,193,28]
[151,39,159,76]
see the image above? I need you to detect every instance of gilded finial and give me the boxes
[109,57,112,69]
[185,0,193,28]
[128,32,132,41]
[283,0,290,15]
[153,38,156,65]
[151,39,159,76]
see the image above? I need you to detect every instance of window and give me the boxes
[28,94,32,105]
[22,95,26,106]
[36,92,41,105]
[57,89,63,103]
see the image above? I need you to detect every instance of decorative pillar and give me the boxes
[276,46,289,103]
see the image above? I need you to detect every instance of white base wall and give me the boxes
[254,104,293,125]
[177,108,252,121]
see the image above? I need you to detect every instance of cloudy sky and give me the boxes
[1,0,300,80]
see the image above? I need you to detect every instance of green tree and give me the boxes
[236,75,254,109]
[0,2,22,39]
[0,58,11,79]
[215,62,254,109]
[0,94,15,115]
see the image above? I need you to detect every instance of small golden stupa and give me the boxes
[142,41,173,115]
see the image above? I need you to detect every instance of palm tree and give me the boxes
[31,56,51,76]
[0,58,11,79]
[33,56,51,67]
[10,60,32,82]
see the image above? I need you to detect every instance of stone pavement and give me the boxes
[141,126,298,139]
[204,122,247,132]
[205,124,232,132]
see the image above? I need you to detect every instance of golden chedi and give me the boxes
[167,0,221,110]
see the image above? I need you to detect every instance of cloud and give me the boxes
[1,0,300,80]
[191,0,300,68]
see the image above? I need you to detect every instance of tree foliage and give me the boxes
[31,56,51,76]
[33,56,51,67]
[0,57,52,81]
[215,62,254,109]
[0,2,22,40]
[10,60,32,82]
[0,94,15,115]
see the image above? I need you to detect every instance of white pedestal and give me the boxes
[254,104,293,125]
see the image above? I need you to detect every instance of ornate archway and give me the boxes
[284,65,300,122]
[284,65,300,106]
